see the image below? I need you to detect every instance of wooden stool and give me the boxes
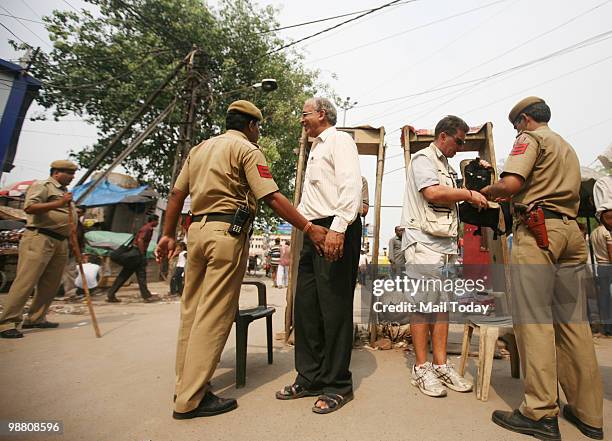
[458,316,520,401]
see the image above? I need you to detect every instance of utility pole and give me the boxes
[74,48,197,204]
[169,46,201,190]
[336,96,358,126]
[76,53,192,187]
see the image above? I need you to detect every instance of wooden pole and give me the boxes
[284,128,309,343]
[369,127,386,344]
[68,203,101,338]
[169,47,200,190]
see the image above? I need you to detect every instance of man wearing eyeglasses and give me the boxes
[400,115,488,398]
[483,97,603,440]
[276,97,362,414]
[156,100,328,420]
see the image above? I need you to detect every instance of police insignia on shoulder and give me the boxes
[510,135,529,156]
[257,165,273,178]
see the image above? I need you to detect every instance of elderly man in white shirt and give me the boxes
[276,97,362,414]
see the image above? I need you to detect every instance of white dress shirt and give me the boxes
[297,126,362,233]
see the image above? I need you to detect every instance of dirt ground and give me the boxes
[0,277,610,441]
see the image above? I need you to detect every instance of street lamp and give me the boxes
[337,96,358,126]
[224,79,278,96]
[254,78,278,92]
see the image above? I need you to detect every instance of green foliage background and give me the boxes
[12,0,332,228]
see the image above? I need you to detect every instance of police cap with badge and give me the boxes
[50,160,78,172]
[508,96,545,125]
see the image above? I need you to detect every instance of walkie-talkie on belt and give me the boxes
[228,205,250,236]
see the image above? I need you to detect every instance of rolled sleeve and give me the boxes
[361,177,369,205]
[330,132,362,233]
[23,181,47,209]
[243,149,279,200]
[502,133,538,180]
[411,155,439,191]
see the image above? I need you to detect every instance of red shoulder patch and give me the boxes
[510,135,529,156]
[510,143,528,155]
[257,165,273,179]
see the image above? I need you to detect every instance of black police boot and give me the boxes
[492,409,561,441]
[172,391,237,419]
[563,405,603,440]
[22,321,59,329]
[0,328,24,338]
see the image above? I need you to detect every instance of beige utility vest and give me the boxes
[402,143,458,237]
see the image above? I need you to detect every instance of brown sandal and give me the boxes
[275,383,321,400]
[312,392,354,414]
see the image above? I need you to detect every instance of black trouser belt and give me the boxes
[26,227,68,241]
[542,208,575,221]
[191,213,234,224]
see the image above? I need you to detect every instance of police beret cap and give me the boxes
[508,96,545,123]
[50,160,78,171]
[227,100,263,121]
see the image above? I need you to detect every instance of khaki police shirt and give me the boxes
[175,130,279,215]
[591,225,611,264]
[502,125,581,217]
[24,177,73,237]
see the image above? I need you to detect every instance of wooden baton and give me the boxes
[68,202,101,338]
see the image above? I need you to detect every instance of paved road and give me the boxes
[0,278,610,441]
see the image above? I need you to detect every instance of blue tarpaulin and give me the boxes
[72,178,158,207]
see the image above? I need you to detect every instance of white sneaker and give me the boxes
[411,362,447,397]
[433,361,473,393]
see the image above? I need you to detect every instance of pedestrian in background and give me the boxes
[592,175,612,336]
[170,242,187,296]
[75,254,102,297]
[388,226,405,279]
[267,237,281,287]
[106,214,160,303]
[276,240,291,288]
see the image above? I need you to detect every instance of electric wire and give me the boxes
[259,0,404,60]
[308,0,509,64]
[0,5,52,48]
[258,0,417,34]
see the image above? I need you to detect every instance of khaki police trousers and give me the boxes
[511,218,603,428]
[174,219,249,413]
[0,229,68,332]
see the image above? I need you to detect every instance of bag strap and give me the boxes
[122,234,136,247]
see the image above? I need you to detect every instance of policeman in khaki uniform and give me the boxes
[482,97,603,440]
[0,160,78,339]
[156,100,328,419]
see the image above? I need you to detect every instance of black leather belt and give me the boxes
[191,213,234,224]
[542,208,575,221]
[26,227,68,241]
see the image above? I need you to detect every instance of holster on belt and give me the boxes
[515,204,549,249]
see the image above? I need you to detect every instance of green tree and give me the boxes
[13,0,328,227]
